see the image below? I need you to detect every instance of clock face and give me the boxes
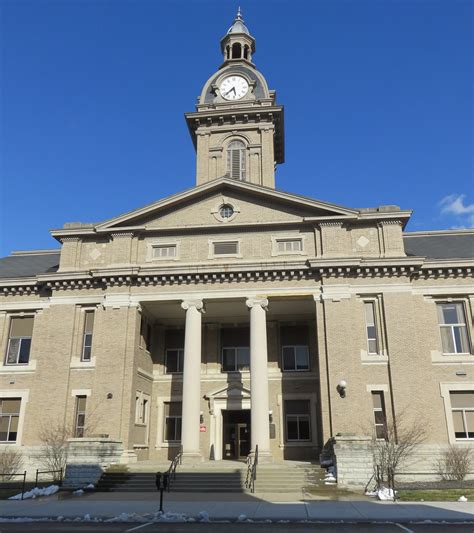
[219,75,249,101]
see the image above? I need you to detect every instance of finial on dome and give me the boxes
[227,7,250,35]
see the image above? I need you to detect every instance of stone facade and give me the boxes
[0,11,473,483]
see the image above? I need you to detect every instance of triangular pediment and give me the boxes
[96,178,358,231]
[205,382,251,401]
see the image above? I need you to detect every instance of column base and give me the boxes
[180,452,203,464]
[249,449,273,464]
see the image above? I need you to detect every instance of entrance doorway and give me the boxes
[222,410,251,460]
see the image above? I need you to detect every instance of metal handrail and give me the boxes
[167,447,182,492]
[0,471,27,500]
[35,468,63,487]
[245,445,258,493]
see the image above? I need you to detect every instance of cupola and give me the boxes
[220,8,256,65]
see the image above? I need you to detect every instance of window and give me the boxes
[371,391,387,440]
[81,311,94,362]
[450,391,474,440]
[277,239,302,253]
[222,347,250,372]
[227,140,246,180]
[219,204,234,219]
[135,394,149,425]
[164,402,182,442]
[165,329,184,373]
[282,347,309,371]
[152,245,176,259]
[5,317,34,365]
[221,327,250,371]
[364,302,379,355]
[285,400,311,441]
[437,303,470,354]
[142,398,149,425]
[74,396,87,438]
[140,317,152,352]
[0,398,21,442]
[281,325,310,371]
[166,349,184,373]
[213,241,239,256]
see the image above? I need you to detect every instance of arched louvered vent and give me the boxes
[227,140,246,181]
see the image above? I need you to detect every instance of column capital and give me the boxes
[181,299,204,312]
[246,297,268,310]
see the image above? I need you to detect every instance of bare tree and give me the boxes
[38,422,71,475]
[437,445,472,481]
[39,401,102,477]
[371,410,427,487]
[0,448,23,480]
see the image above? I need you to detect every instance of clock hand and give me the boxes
[224,86,236,97]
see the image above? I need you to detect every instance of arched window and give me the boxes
[227,140,246,181]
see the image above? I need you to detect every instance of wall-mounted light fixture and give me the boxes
[336,380,347,398]
[269,410,273,423]
[107,393,113,399]
[200,411,204,424]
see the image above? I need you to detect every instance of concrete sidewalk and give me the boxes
[1,493,474,523]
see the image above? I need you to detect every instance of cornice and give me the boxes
[1,256,472,295]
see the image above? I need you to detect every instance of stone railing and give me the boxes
[63,437,123,488]
[331,434,373,488]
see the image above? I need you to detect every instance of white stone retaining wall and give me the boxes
[332,436,474,488]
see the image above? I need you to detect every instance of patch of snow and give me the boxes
[377,486,395,501]
[9,485,59,500]
[106,513,148,523]
[73,489,84,496]
[237,514,247,522]
[365,490,378,497]
[85,484,95,489]
[198,511,210,522]
[458,496,468,502]
[156,512,187,523]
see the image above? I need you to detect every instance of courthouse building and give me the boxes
[1,11,473,472]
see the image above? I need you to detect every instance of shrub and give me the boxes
[0,448,23,480]
[437,445,472,481]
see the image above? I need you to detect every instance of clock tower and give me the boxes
[185,9,284,189]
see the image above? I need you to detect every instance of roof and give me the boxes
[227,8,251,36]
[403,230,474,260]
[0,251,60,279]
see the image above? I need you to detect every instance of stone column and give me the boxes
[246,297,272,462]
[180,299,204,463]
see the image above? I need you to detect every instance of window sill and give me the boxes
[431,351,474,364]
[0,360,36,373]
[70,357,96,369]
[134,423,147,428]
[271,251,307,258]
[360,350,388,365]
[279,442,315,448]
[208,255,243,260]
[157,442,181,448]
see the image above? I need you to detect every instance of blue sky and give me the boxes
[1,0,472,256]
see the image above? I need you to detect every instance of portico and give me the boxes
[140,294,320,463]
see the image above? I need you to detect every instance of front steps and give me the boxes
[95,461,323,494]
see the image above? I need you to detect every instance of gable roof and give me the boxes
[95,177,359,231]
